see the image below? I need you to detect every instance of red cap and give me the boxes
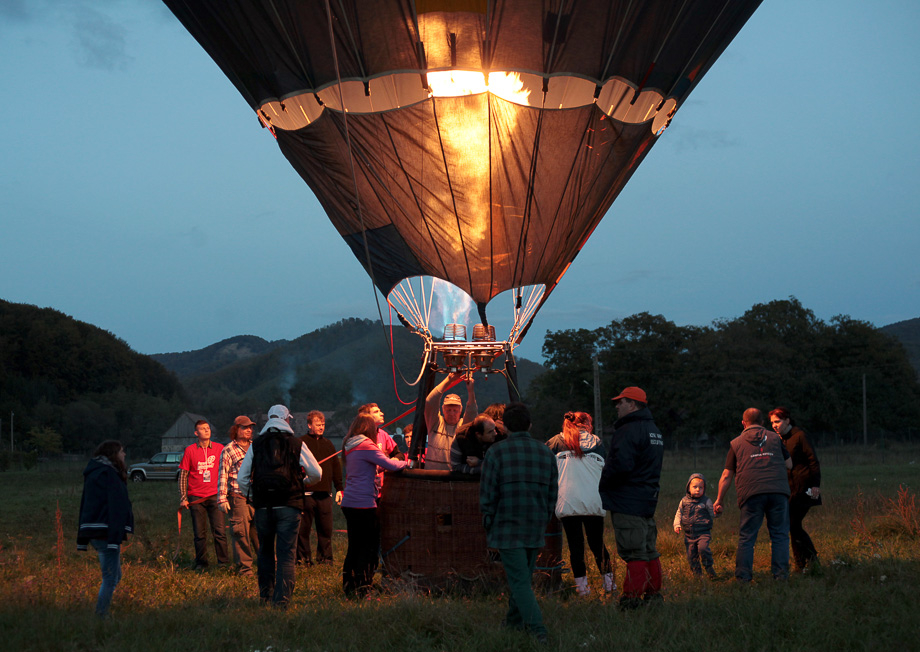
[611,387,647,403]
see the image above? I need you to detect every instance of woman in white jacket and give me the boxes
[546,412,614,597]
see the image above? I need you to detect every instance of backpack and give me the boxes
[250,430,301,507]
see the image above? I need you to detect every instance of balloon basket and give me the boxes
[378,469,563,593]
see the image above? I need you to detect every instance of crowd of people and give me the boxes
[77,376,822,642]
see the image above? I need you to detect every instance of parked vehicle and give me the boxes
[128,451,182,482]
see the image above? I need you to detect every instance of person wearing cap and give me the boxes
[178,420,230,570]
[238,404,322,608]
[267,403,292,423]
[424,371,477,470]
[714,408,792,582]
[217,415,260,576]
[599,386,664,609]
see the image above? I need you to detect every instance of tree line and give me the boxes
[0,300,185,463]
[525,298,920,447]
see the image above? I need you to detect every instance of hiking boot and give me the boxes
[618,595,643,611]
[643,592,664,607]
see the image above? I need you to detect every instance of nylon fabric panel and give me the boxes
[276,97,654,305]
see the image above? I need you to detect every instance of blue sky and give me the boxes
[2,0,918,365]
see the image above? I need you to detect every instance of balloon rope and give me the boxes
[323,0,420,393]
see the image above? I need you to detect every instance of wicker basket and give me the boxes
[378,469,563,592]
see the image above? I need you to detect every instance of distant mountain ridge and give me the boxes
[880,317,920,378]
[155,318,545,434]
[151,335,288,378]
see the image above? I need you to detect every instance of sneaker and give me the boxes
[574,576,591,597]
[603,572,616,594]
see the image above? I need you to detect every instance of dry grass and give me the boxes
[1,446,919,651]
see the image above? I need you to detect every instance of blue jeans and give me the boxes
[255,506,302,607]
[90,540,121,616]
[736,493,790,581]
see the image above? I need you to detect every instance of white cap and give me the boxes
[267,404,291,421]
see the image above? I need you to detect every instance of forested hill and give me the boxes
[151,335,287,378]
[528,298,920,445]
[164,318,544,437]
[0,299,185,455]
[880,317,920,378]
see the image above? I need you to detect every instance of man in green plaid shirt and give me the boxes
[480,402,558,644]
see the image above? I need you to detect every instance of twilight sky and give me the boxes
[2,0,918,365]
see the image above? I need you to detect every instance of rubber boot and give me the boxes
[603,572,616,594]
[574,576,591,596]
[619,561,646,610]
[642,558,664,605]
[647,558,662,593]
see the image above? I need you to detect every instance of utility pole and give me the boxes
[862,374,868,446]
[592,353,602,440]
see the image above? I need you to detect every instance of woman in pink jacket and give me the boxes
[341,414,407,596]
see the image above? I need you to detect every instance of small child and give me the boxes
[673,473,717,578]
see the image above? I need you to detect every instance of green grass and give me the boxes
[2,447,919,651]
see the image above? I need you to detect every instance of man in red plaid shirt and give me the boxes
[218,416,260,575]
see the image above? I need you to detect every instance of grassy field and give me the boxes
[1,446,918,652]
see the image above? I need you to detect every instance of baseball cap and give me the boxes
[267,404,291,420]
[611,387,647,403]
[443,394,462,407]
[233,415,256,427]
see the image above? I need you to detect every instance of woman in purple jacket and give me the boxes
[341,414,407,596]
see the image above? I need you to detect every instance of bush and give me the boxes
[0,450,38,471]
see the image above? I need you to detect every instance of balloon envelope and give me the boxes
[164,0,762,325]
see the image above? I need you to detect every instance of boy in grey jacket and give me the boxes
[673,473,717,578]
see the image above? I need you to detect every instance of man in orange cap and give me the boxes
[599,387,665,609]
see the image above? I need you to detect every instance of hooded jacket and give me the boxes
[341,435,407,509]
[599,407,664,517]
[727,425,790,506]
[546,430,606,518]
[77,457,134,550]
[672,473,715,535]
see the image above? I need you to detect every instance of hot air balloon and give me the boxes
[163,0,763,585]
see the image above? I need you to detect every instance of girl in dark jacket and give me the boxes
[77,440,134,616]
[769,407,822,571]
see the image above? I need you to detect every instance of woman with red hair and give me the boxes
[546,411,613,597]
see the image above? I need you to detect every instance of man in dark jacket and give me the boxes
[599,386,664,609]
[297,410,343,565]
[714,408,792,582]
